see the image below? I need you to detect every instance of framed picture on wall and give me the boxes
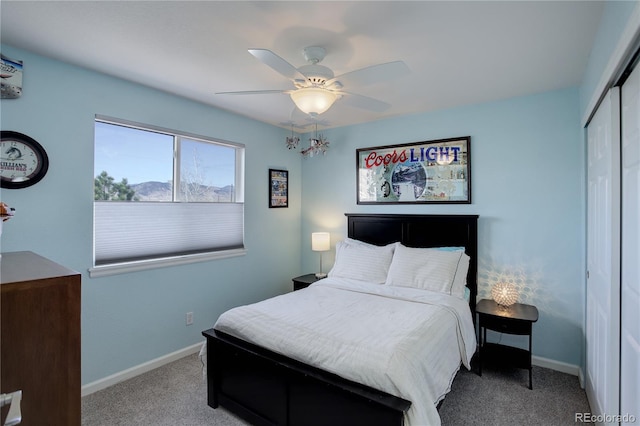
[356,136,471,204]
[1,54,23,99]
[269,169,289,208]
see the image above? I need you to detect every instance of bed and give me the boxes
[202,213,479,426]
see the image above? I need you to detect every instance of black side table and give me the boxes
[476,298,539,389]
[292,273,323,291]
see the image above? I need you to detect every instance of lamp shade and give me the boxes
[311,232,330,252]
[491,282,518,306]
[290,88,338,115]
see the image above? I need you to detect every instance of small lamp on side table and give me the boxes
[312,232,330,278]
[491,281,519,308]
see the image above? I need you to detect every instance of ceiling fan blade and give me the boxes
[338,91,391,112]
[216,89,290,95]
[248,48,308,82]
[326,61,409,88]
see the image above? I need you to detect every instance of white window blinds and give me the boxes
[94,202,244,265]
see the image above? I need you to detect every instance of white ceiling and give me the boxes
[1,1,603,131]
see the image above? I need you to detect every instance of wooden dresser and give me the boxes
[0,251,81,426]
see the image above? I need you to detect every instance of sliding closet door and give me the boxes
[621,63,640,421]
[586,87,620,421]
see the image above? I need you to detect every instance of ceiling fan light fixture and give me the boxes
[290,88,338,115]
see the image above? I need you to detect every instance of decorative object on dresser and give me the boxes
[0,202,15,255]
[356,136,471,204]
[476,298,539,389]
[202,213,479,426]
[0,251,81,425]
[311,231,330,278]
[292,273,323,291]
[0,202,15,221]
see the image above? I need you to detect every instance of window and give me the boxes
[91,116,245,276]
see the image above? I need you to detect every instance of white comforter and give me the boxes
[214,277,477,426]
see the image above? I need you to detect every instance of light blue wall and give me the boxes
[300,88,585,366]
[0,45,303,385]
[579,0,638,120]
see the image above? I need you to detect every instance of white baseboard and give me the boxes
[81,344,582,397]
[81,341,204,397]
[533,355,581,377]
[578,367,585,389]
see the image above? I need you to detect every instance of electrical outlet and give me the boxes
[186,312,193,326]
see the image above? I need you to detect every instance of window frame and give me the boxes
[90,115,246,277]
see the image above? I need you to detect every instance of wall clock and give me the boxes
[0,131,49,189]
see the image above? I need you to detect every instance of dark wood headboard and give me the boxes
[346,213,479,314]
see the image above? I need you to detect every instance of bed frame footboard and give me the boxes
[203,329,411,426]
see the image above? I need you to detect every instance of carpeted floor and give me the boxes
[82,353,591,426]
[438,364,591,425]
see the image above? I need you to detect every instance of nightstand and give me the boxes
[476,298,539,389]
[292,273,323,291]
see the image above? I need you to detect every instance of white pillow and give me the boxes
[433,246,469,299]
[385,244,469,297]
[451,253,470,299]
[328,239,397,284]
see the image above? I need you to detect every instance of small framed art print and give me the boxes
[269,169,288,208]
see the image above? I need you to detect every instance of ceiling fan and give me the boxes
[217,46,409,117]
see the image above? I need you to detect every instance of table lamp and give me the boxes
[312,232,330,278]
[491,281,519,307]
